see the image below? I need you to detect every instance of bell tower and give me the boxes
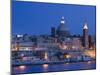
[83,22,89,48]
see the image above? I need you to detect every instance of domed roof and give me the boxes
[57,24,67,31]
[57,16,68,31]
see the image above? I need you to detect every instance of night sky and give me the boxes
[12,1,96,35]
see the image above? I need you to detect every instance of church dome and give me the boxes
[57,24,67,31]
[57,16,70,37]
[57,16,68,31]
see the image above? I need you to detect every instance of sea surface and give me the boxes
[12,61,96,74]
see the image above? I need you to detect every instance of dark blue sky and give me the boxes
[12,1,96,35]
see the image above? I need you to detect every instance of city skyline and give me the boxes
[11,1,96,74]
[12,1,96,35]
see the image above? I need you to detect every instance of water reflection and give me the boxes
[43,64,49,68]
[19,65,26,70]
[43,64,49,72]
[12,61,96,74]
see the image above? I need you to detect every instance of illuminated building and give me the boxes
[11,17,95,52]
[56,16,70,37]
[83,22,89,48]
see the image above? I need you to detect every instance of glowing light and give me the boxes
[72,46,75,49]
[19,65,26,70]
[25,47,29,50]
[65,54,71,58]
[65,63,69,64]
[35,47,47,50]
[61,16,65,24]
[61,20,65,24]
[84,49,96,59]
[59,44,67,50]
[83,22,88,29]
[17,34,23,38]
[15,47,18,50]
[87,61,91,64]
[63,45,67,50]
[43,64,48,68]
[21,53,24,57]
[44,52,48,60]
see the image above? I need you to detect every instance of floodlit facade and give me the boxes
[11,17,95,51]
